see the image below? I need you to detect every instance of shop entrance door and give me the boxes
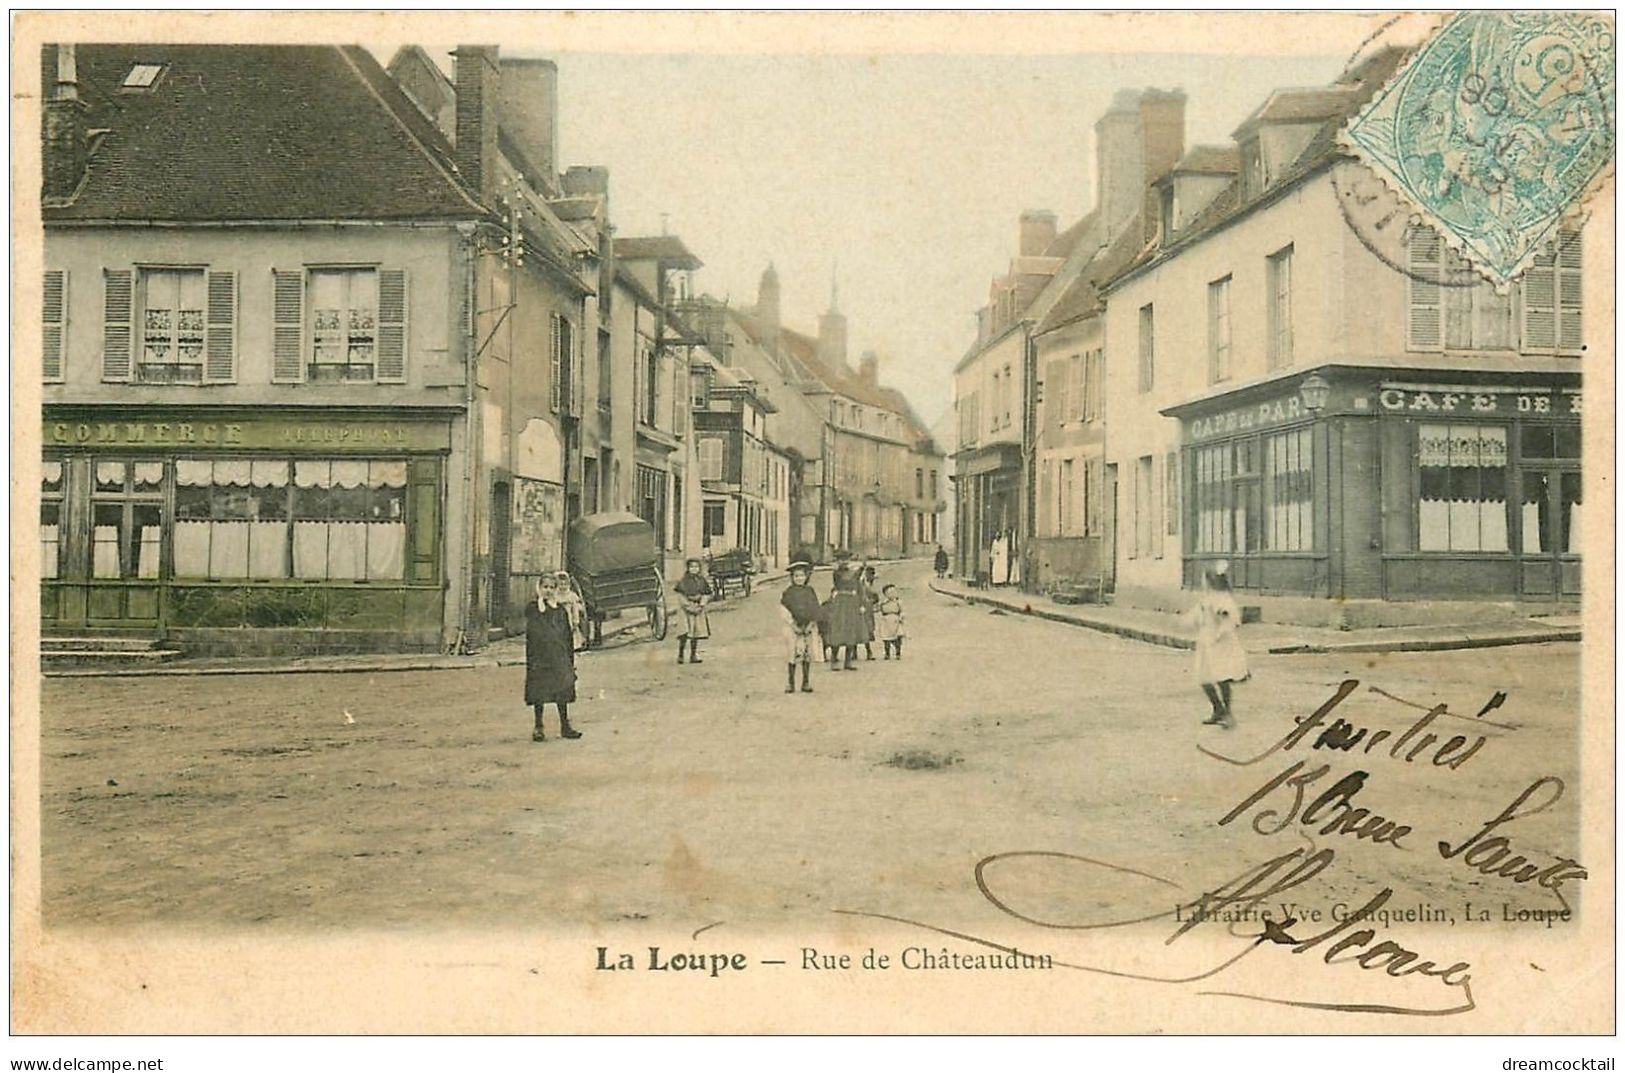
[490,480,512,627]
[1517,467,1581,597]
[46,459,166,631]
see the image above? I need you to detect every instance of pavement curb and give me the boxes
[928,579,1580,655]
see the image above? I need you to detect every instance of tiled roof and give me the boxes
[1171,144,1240,175]
[1105,46,1411,294]
[1043,211,1098,259]
[1035,218,1150,335]
[47,44,487,222]
[1233,85,1361,136]
[612,235,702,268]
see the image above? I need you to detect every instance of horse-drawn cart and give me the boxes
[706,547,755,598]
[566,513,668,646]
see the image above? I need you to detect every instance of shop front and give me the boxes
[953,443,1022,584]
[1167,365,1581,602]
[41,407,456,654]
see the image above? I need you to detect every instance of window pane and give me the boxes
[134,461,164,494]
[41,501,60,580]
[42,460,63,495]
[1520,424,1556,459]
[1561,471,1581,556]
[96,461,127,493]
[1521,472,1552,555]
[92,503,123,578]
[1553,424,1580,460]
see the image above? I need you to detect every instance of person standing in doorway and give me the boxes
[525,575,581,742]
[1191,561,1246,729]
[673,557,712,664]
[780,560,822,693]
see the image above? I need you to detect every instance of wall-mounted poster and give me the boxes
[512,477,564,575]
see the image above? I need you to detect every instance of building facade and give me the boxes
[1102,50,1589,610]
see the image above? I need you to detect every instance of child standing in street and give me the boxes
[876,583,905,659]
[673,557,712,665]
[525,575,581,742]
[780,561,822,693]
[1191,562,1246,729]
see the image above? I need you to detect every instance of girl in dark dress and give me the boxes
[525,574,581,742]
[822,564,866,671]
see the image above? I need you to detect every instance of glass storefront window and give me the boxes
[1562,472,1582,556]
[293,460,407,580]
[1418,424,1508,552]
[1520,423,1581,461]
[1264,427,1314,551]
[174,459,291,579]
[42,462,62,580]
[92,501,160,579]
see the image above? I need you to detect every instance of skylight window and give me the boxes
[122,64,165,89]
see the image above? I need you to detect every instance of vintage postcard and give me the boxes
[10,9,1615,1049]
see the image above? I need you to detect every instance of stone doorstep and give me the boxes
[41,635,169,653]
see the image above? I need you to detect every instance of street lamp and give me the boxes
[1299,371,1332,414]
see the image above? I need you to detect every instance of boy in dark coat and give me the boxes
[525,575,581,742]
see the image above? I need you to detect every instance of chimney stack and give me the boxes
[498,57,559,196]
[562,165,609,198]
[1095,89,1144,241]
[42,44,87,203]
[859,351,879,386]
[453,45,501,201]
[756,263,781,351]
[1019,210,1057,256]
[1139,89,1187,243]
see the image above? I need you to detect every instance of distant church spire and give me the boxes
[828,265,840,313]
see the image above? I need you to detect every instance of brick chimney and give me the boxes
[41,44,87,203]
[1019,210,1057,256]
[562,165,608,198]
[858,350,879,386]
[498,57,559,196]
[453,45,501,201]
[1139,89,1187,242]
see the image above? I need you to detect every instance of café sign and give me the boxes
[1377,388,1580,416]
[1185,394,1305,442]
[46,414,451,452]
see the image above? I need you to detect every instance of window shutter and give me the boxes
[1151,455,1165,558]
[1039,460,1054,536]
[1521,242,1557,352]
[203,270,237,383]
[1406,229,1442,351]
[101,269,133,382]
[376,268,408,383]
[549,314,562,413]
[1165,452,1180,536]
[1048,358,1068,428]
[272,269,305,383]
[1557,228,1582,353]
[43,269,67,382]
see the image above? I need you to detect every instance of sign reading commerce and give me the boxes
[45,415,453,453]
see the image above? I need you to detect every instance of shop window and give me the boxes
[308,269,378,382]
[1264,428,1313,551]
[1520,471,1583,557]
[174,460,292,579]
[139,269,206,384]
[292,460,408,580]
[1194,441,1265,555]
[1520,423,1581,461]
[1418,424,1508,552]
[41,461,63,579]
[90,461,164,579]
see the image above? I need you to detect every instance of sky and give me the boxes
[364,28,1369,426]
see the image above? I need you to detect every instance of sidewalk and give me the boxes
[929,577,1581,655]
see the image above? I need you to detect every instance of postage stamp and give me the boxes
[1342,10,1615,285]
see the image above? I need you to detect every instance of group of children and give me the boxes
[778,558,905,694]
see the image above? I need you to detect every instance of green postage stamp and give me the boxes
[1343,11,1615,284]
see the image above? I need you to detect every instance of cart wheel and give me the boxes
[650,569,669,640]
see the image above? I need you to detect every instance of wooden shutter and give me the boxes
[406,457,441,583]
[1047,358,1067,429]
[203,270,237,383]
[1151,453,1165,558]
[1557,228,1582,354]
[43,269,66,382]
[1406,229,1442,351]
[1521,240,1557,352]
[102,269,133,382]
[549,314,562,412]
[1038,459,1054,536]
[376,268,408,383]
[1165,451,1180,536]
[272,269,305,382]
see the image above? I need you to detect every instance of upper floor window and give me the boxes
[141,268,206,384]
[1208,275,1232,383]
[1084,349,1103,423]
[699,436,724,482]
[97,266,235,385]
[1266,245,1294,370]
[271,265,403,385]
[43,269,67,382]
[309,268,377,383]
[122,63,165,90]
[1137,304,1155,393]
[1407,226,1580,354]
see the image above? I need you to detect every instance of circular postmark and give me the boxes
[1333,11,1610,285]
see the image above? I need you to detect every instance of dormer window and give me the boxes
[1159,185,1176,239]
[122,63,165,90]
